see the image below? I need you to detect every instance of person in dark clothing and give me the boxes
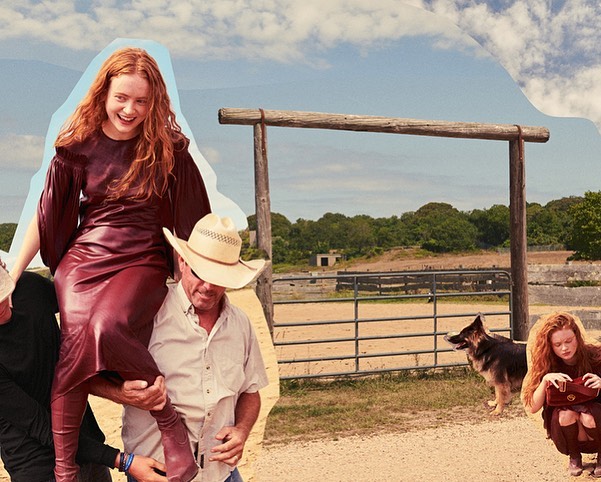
[0,263,167,481]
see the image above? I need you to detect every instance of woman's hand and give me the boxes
[542,372,572,388]
[127,454,167,482]
[528,372,572,414]
[582,373,601,389]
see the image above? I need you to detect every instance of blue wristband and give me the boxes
[124,453,135,473]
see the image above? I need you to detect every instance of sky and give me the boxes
[1,1,601,262]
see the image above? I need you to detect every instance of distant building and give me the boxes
[309,253,345,267]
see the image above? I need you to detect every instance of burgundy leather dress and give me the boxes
[37,130,211,398]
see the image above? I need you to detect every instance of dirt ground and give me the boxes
[344,249,577,272]
[255,416,585,482]
[2,251,598,482]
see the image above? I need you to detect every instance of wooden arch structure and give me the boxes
[218,108,550,341]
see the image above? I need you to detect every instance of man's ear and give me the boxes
[172,254,186,282]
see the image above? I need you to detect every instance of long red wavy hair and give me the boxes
[522,312,601,406]
[55,47,185,200]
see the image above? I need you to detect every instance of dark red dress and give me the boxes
[37,130,211,398]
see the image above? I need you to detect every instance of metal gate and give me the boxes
[272,269,512,379]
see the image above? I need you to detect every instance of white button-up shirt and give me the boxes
[122,282,269,482]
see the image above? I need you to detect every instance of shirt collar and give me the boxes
[175,282,195,316]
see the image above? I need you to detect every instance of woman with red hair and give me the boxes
[522,312,601,477]
[11,47,210,482]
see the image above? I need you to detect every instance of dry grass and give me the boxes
[263,368,527,446]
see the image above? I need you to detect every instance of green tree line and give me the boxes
[0,224,17,253]
[244,192,601,265]
[2,192,601,263]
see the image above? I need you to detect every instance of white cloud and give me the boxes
[2,0,601,130]
[523,66,601,122]
[0,1,468,65]
[421,0,601,129]
[0,134,44,170]
[200,146,223,165]
[423,1,587,77]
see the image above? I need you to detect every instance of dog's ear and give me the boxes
[474,314,484,327]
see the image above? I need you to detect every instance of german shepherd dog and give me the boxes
[444,314,527,415]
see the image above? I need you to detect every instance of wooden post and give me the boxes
[509,134,529,341]
[253,121,274,335]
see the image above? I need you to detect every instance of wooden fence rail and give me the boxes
[219,108,550,142]
[336,270,511,294]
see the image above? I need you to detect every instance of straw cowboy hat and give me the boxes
[163,213,266,290]
[0,265,15,303]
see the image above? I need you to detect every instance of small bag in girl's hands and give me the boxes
[545,376,601,406]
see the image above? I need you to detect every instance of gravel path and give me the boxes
[254,417,596,482]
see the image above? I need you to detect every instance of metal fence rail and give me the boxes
[272,269,512,379]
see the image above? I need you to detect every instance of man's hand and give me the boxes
[90,375,167,410]
[126,454,167,482]
[208,426,250,467]
[208,391,261,466]
[120,376,167,411]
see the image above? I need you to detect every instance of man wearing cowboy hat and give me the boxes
[122,213,269,482]
[0,262,169,481]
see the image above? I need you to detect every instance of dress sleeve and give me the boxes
[169,142,212,240]
[37,148,85,274]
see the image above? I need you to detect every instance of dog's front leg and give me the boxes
[490,384,511,415]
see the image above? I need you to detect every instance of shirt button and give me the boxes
[206,389,211,394]
[206,365,210,370]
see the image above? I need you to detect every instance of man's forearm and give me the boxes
[88,374,124,404]
[234,391,261,437]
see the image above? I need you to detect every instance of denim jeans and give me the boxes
[127,467,243,482]
[227,467,244,482]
